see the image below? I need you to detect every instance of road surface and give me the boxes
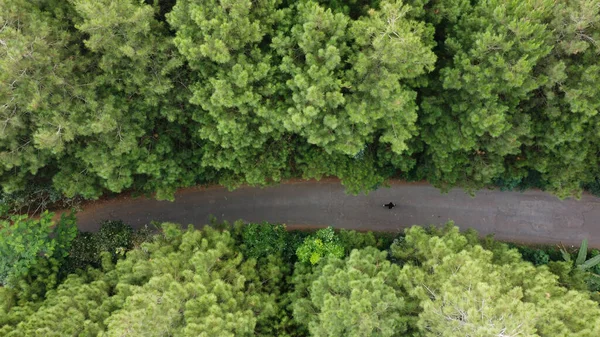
[74,180,600,247]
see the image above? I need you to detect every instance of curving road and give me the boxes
[74,180,600,247]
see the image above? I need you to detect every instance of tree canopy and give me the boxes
[2,220,600,336]
[1,0,600,202]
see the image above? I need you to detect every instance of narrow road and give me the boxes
[75,180,600,247]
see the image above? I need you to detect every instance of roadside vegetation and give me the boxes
[2,0,600,212]
[1,214,600,336]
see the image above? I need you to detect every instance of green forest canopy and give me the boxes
[1,0,600,201]
[2,221,600,337]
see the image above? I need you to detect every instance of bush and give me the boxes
[63,232,100,273]
[518,170,548,191]
[0,184,82,220]
[584,178,600,197]
[131,224,154,249]
[518,246,550,266]
[493,177,522,191]
[0,211,77,287]
[64,220,139,274]
[241,222,288,260]
[296,227,344,265]
[95,220,133,261]
[338,229,378,252]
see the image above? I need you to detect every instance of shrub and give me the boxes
[584,178,600,197]
[0,184,82,220]
[338,229,378,252]
[241,222,288,260]
[131,224,154,249]
[493,177,522,191]
[518,246,550,266]
[95,220,133,261]
[0,211,77,287]
[63,232,100,273]
[296,227,344,265]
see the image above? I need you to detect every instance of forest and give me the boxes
[2,216,600,337]
[1,0,600,208]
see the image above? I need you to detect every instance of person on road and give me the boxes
[384,202,395,209]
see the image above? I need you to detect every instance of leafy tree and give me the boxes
[524,0,600,197]
[0,211,76,287]
[57,0,201,200]
[0,0,85,194]
[416,0,600,197]
[0,254,118,337]
[296,226,344,264]
[241,222,289,260]
[418,0,556,192]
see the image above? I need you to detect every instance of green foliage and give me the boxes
[557,239,600,296]
[296,226,345,264]
[337,229,378,252]
[0,211,76,287]
[517,245,551,266]
[584,178,600,197]
[95,220,133,260]
[64,231,99,271]
[273,0,435,156]
[241,222,289,260]
[0,183,82,219]
[560,239,600,271]
[418,0,600,198]
[63,220,150,275]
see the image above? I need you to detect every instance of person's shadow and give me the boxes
[384,202,396,209]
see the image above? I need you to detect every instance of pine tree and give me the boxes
[292,247,415,337]
[393,224,600,336]
[167,0,292,187]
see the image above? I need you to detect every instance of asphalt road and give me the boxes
[75,180,600,247]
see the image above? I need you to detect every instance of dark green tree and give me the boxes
[419,0,555,192]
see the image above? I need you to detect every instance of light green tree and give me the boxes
[0,0,86,194]
[293,247,415,337]
[393,225,600,337]
[273,0,435,156]
[167,0,292,188]
[523,0,600,197]
[102,224,280,336]
[1,222,286,336]
[296,226,344,265]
